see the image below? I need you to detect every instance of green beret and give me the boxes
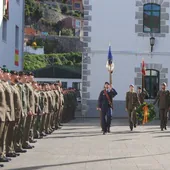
[3,68,10,73]
[10,70,18,75]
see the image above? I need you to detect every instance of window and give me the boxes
[143,3,160,33]
[144,69,159,99]
[15,26,19,49]
[2,18,7,42]
[62,82,67,89]
[75,20,81,28]
[16,0,20,4]
[74,3,80,9]
[72,82,80,90]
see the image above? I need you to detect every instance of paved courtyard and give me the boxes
[2,118,170,170]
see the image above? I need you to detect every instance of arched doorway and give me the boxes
[144,69,159,99]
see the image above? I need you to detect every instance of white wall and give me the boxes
[89,53,170,101]
[24,46,44,55]
[88,0,170,101]
[89,0,170,53]
[0,0,24,71]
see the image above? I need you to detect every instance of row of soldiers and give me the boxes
[0,68,77,167]
[126,83,170,131]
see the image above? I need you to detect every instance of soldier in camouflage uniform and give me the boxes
[39,83,48,137]
[14,72,27,153]
[0,68,10,164]
[22,72,35,149]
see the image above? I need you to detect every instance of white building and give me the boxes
[82,0,170,118]
[0,0,25,71]
[24,46,44,55]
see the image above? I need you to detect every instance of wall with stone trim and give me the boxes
[81,0,170,117]
[135,0,170,37]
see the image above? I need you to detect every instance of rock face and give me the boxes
[25,35,83,53]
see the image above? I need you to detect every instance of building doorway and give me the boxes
[144,69,159,99]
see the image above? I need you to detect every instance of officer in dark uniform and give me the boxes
[97,82,117,135]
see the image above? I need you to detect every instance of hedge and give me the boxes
[24,52,82,71]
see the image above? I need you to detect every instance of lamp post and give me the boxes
[150,37,155,52]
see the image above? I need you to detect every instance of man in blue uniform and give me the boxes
[97,82,117,135]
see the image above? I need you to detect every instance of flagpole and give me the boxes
[141,59,146,92]
[106,44,114,86]
[109,65,112,85]
[142,74,145,92]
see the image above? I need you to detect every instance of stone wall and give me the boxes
[25,35,84,53]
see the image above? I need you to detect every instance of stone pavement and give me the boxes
[2,118,170,170]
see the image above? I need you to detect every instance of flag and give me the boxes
[108,44,113,65]
[15,49,19,66]
[3,0,9,19]
[141,59,146,76]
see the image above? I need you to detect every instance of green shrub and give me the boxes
[24,53,82,71]
[61,28,73,36]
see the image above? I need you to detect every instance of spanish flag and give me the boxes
[141,59,146,76]
[15,49,19,66]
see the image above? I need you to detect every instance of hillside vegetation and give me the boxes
[24,52,82,71]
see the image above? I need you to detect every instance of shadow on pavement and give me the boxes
[112,138,133,142]
[153,135,170,138]
[8,152,170,170]
[44,129,157,139]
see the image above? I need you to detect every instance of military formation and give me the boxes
[0,67,77,168]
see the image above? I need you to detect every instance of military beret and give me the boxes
[56,80,61,83]
[10,70,18,75]
[105,82,110,85]
[19,71,26,76]
[2,68,10,73]
[162,82,167,86]
[26,72,34,76]
[129,84,134,87]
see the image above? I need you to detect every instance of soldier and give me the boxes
[137,87,149,125]
[153,82,170,131]
[0,68,10,164]
[126,84,140,131]
[1,69,19,158]
[58,85,64,127]
[49,83,57,130]
[97,82,117,135]
[45,84,53,134]
[137,87,149,104]
[14,72,27,153]
[39,83,48,137]
[53,83,60,129]
[22,72,35,149]
[56,81,64,127]
[32,82,42,139]
[7,71,22,157]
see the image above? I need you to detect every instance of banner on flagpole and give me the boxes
[15,49,19,66]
